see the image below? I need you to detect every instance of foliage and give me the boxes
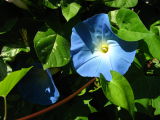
[0,0,160,120]
[0,67,31,97]
[100,72,135,117]
[34,26,70,69]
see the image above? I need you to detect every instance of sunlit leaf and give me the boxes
[43,0,60,9]
[152,96,160,115]
[75,116,88,120]
[143,20,160,59]
[83,99,97,113]
[61,2,81,21]
[0,67,32,97]
[144,35,160,60]
[0,46,30,62]
[100,71,135,117]
[109,8,153,41]
[104,0,138,8]
[150,20,160,36]
[34,26,70,69]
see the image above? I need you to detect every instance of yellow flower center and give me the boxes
[101,45,108,53]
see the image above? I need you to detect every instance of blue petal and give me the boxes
[17,64,60,105]
[107,40,137,63]
[108,44,136,75]
[70,28,89,55]
[72,49,113,80]
[72,14,113,52]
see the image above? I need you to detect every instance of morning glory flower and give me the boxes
[17,63,60,105]
[70,13,137,81]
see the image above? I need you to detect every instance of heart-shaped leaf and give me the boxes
[61,2,81,21]
[100,71,135,117]
[109,8,152,41]
[34,26,70,69]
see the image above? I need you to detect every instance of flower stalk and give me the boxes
[3,96,7,120]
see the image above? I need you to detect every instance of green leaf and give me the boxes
[150,20,160,36]
[152,96,160,115]
[34,26,70,69]
[104,0,138,8]
[43,0,60,9]
[144,35,160,60]
[83,99,97,113]
[0,18,17,34]
[61,2,81,21]
[0,67,32,97]
[74,116,88,120]
[0,46,30,62]
[100,71,135,117]
[117,29,153,41]
[109,8,152,41]
[141,20,160,59]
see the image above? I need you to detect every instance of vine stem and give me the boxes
[16,78,96,120]
[3,96,7,120]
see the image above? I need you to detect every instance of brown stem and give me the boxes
[16,78,96,120]
[3,96,7,120]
